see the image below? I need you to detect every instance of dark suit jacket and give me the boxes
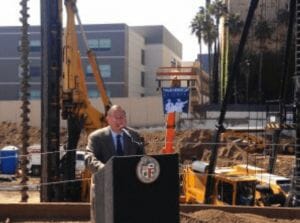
[85,126,144,173]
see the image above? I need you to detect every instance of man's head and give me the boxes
[106,105,127,133]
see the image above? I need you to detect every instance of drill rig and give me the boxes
[39,0,112,201]
[59,0,112,201]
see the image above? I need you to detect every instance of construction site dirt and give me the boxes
[0,121,299,222]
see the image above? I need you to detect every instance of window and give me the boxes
[87,39,99,49]
[88,38,111,51]
[88,89,111,98]
[86,64,111,78]
[86,65,93,77]
[217,181,233,205]
[18,40,41,52]
[100,65,111,78]
[19,89,41,100]
[88,89,100,98]
[30,66,40,77]
[236,182,255,206]
[141,71,145,87]
[141,49,145,65]
[18,65,40,78]
[30,89,41,100]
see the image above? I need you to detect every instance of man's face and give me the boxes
[107,109,127,133]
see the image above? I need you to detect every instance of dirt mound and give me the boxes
[185,209,300,223]
[0,122,41,148]
[0,122,294,177]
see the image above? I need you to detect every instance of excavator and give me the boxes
[180,160,290,206]
[59,0,112,201]
[180,161,257,206]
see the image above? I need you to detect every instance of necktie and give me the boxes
[116,134,123,156]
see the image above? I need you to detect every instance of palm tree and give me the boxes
[191,3,217,102]
[228,13,244,39]
[205,0,211,8]
[227,13,244,102]
[208,0,228,103]
[191,7,206,62]
[254,20,273,103]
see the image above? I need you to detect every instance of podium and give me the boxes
[93,154,179,223]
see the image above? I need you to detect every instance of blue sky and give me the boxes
[0,0,205,61]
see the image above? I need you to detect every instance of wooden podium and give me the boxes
[93,154,179,223]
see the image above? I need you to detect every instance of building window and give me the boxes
[88,89,100,98]
[18,40,41,52]
[30,66,40,77]
[18,65,40,78]
[141,71,145,87]
[100,65,111,78]
[88,38,111,51]
[30,40,41,52]
[86,64,111,78]
[30,89,41,100]
[141,49,145,65]
[86,65,93,77]
[88,89,111,98]
[19,89,40,100]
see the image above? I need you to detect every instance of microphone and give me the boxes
[122,128,133,139]
[122,128,144,147]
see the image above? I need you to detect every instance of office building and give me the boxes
[0,24,182,100]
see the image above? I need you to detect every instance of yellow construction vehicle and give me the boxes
[180,161,290,207]
[236,165,290,206]
[60,0,112,201]
[180,161,257,206]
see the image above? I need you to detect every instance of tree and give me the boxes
[254,20,274,103]
[191,2,219,103]
[208,0,228,103]
[227,13,244,103]
[191,7,206,62]
[228,13,244,38]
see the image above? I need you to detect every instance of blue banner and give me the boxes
[162,87,190,114]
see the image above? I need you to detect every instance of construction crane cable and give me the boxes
[19,0,31,202]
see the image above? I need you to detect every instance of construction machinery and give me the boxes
[58,0,112,202]
[181,161,257,206]
[180,161,290,206]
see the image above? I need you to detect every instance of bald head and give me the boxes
[107,105,125,116]
[106,105,127,133]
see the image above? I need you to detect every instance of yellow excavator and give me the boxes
[60,0,112,201]
[180,161,290,206]
[180,161,257,206]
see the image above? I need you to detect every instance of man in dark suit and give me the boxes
[86,105,145,222]
[85,104,145,173]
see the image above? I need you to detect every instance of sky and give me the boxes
[0,0,205,61]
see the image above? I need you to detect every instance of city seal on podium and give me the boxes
[136,156,160,183]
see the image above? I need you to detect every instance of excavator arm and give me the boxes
[60,0,112,201]
[62,0,111,133]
